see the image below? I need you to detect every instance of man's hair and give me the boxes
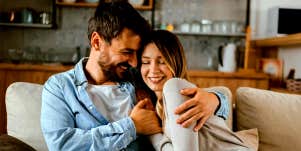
[87,0,151,44]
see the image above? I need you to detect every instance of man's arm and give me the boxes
[41,78,137,151]
[41,77,161,151]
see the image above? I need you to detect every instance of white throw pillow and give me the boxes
[6,82,47,151]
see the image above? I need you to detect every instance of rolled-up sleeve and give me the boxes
[207,90,229,120]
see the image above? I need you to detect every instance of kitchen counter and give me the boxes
[188,70,269,79]
[0,63,269,79]
[0,63,269,135]
[0,63,73,71]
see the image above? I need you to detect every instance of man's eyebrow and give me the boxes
[121,48,135,52]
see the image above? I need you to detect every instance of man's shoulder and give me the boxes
[45,68,76,88]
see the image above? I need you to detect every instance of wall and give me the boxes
[0,0,247,70]
[156,0,247,70]
[0,5,151,61]
[250,0,301,78]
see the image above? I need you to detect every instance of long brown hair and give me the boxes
[137,30,189,121]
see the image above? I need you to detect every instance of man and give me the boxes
[41,0,229,150]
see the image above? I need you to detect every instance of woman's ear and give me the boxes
[90,32,104,50]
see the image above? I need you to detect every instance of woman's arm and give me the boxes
[173,86,230,131]
[162,78,200,151]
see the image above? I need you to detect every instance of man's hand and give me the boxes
[130,99,162,135]
[174,88,219,132]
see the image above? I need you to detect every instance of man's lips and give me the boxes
[120,65,128,70]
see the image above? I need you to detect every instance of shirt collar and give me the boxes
[74,57,89,86]
[73,57,131,88]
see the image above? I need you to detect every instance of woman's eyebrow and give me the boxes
[142,56,163,59]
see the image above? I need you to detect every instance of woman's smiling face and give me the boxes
[140,42,173,93]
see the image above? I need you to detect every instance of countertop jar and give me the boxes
[190,20,201,33]
[180,21,190,32]
[201,19,212,33]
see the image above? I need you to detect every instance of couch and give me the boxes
[3,82,301,151]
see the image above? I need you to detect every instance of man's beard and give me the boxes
[98,61,133,83]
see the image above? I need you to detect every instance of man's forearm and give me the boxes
[42,117,136,151]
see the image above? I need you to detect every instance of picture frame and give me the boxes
[258,58,283,87]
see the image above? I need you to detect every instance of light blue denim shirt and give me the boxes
[41,58,229,151]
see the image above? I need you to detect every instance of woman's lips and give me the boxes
[148,76,164,83]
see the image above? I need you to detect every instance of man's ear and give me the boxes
[90,32,104,50]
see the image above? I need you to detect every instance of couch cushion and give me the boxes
[0,134,36,151]
[5,82,47,151]
[236,87,301,151]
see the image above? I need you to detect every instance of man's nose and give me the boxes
[128,56,137,68]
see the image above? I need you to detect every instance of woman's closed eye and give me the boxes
[158,59,165,64]
[141,60,150,64]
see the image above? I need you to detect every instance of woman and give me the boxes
[136,30,258,151]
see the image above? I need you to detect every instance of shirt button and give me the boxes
[89,106,93,110]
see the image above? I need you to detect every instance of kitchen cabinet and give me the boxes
[0,0,56,28]
[0,63,72,134]
[188,70,269,104]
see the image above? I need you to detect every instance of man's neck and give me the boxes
[85,58,115,85]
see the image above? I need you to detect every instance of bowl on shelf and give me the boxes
[62,0,76,3]
[129,0,144,6]
[84,0,99,3]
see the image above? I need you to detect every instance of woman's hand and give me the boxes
[174,88,219,132]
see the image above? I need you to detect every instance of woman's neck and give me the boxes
[155,91,163,101]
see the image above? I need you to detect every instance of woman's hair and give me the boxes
[137,30,189,121]
[141,30,188,79]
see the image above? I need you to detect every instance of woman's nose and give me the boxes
[150,62,160,73]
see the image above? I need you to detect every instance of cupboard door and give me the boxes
[0,70,6,134]
[0,70,60,134]
[189,77,269,105]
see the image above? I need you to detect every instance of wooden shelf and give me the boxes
[173,31,245,37]
[0,23,54,28]
[0,63,73,72]
[251,33,301,47]
[55,0,153,10]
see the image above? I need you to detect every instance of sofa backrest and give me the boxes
[6,82,47,151]
[5,82,233,151]
[236,87,301,151]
